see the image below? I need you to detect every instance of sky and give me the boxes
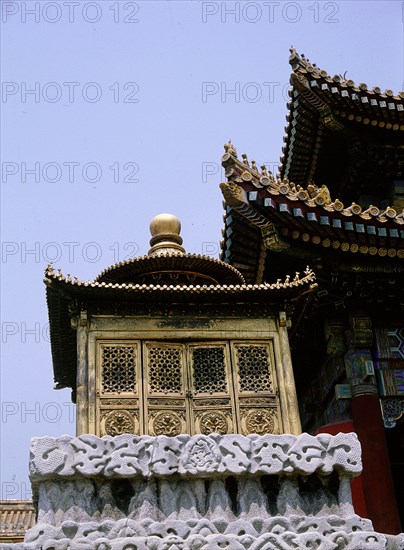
[1,0,403,498]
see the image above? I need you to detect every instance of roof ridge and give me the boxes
[94,251,244,283]
[289,48,404,99]
[221,146,404,226]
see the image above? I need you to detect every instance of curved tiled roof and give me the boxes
[45,262,317,393]
[94,252,245,286]
[45,264,316,294]
[279,49,404,194]
[222,145,404,226]
[288,48,404,101]
[220,145,404,266]
[219,145,404,272]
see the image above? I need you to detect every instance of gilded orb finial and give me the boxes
[148,213,186,257]
[150,213,181,238]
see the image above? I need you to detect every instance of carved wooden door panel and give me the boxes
[96,341,142,436]
[230,342,281,435]
[188,343,237,435]
[95,339,281,437]
[143,341,189,436]
[142,341,237,436]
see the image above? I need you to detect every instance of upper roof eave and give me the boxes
[220,147,404,226]
[289,48,404,102]
[219,148,404,265]
[280,49,404,185]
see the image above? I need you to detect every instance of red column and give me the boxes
[352,394,401,534]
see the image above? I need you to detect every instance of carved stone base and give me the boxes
[2,433,403,549]
[5,516,395,549]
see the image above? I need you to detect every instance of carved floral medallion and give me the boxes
[152,412,182,436]
[200,411,228,435]
[245,409,274,435]
[104,410,135,436]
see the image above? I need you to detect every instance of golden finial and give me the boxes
[261,165,268,176]
[241,154,249,167]
[251,160,258,172]
[148,213,186,257]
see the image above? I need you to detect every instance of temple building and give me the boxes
[1,51,403,548]
[3,214,398,550]
[219,48,403,534]
[44,212,315,439]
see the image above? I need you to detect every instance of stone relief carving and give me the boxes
[182,437,221,473]
[13,433,404,550]
[29,433,363,480]
[19,515,394,550]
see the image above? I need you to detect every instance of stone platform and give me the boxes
[2,433,403,549]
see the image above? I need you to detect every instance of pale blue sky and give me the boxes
[1,0,403,496]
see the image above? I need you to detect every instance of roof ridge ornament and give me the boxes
[290,49,403,97]
[224,140,237,158]
[148,213,186,257]
[221,148,404,225]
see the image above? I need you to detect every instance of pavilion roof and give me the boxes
[279,49,404,201]
[220,145,403,281]
[45,264,317,394]
[94,252,245,286]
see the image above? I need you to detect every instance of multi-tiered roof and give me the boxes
[281,48,404,201]
[219,50,403,314]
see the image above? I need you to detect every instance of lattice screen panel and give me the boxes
[235,345,273,393]
[101,345,137,394]
[192,346,228,395]
[147,345,183,394]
